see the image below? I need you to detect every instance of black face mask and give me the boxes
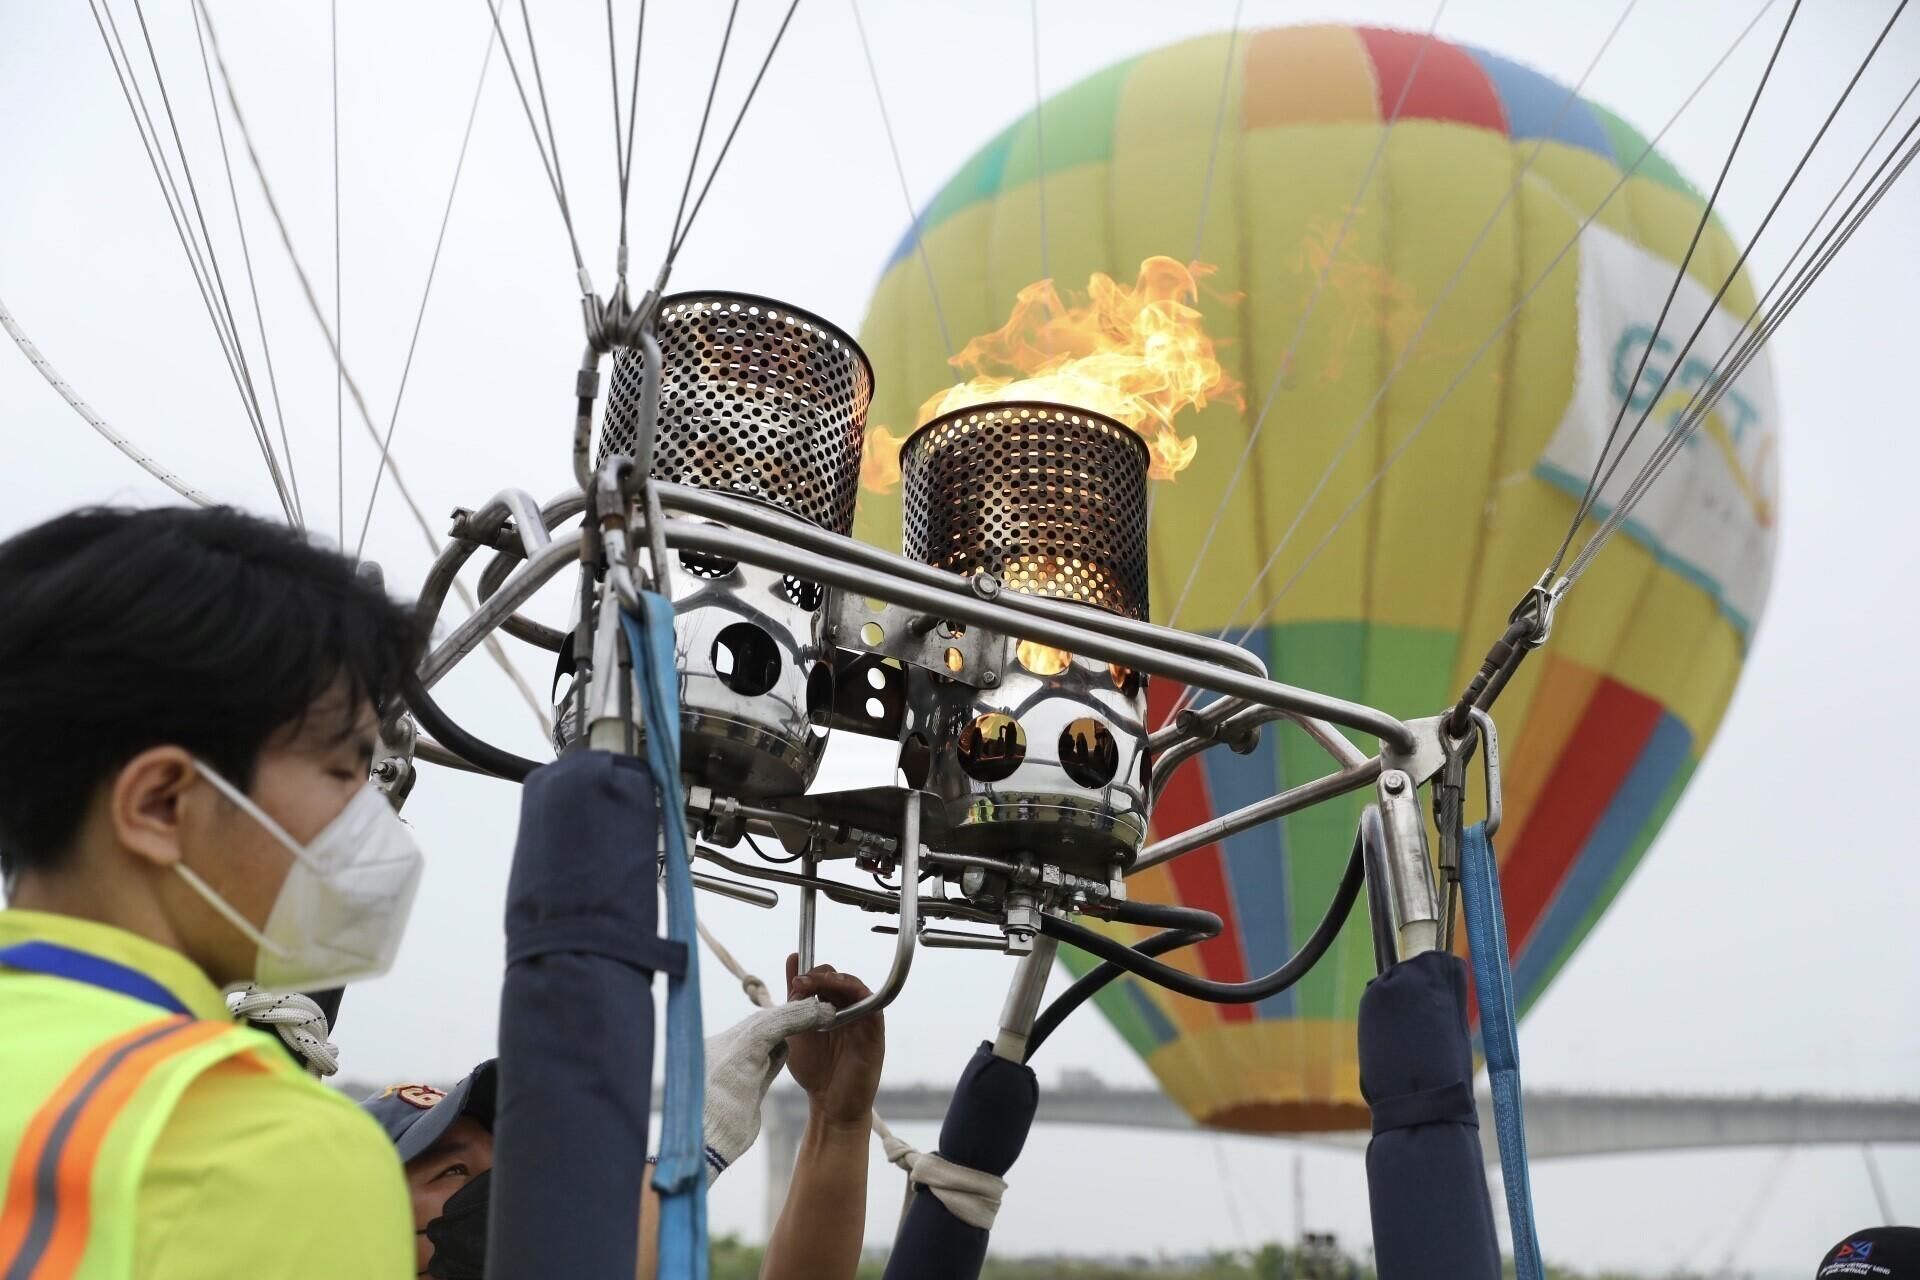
[423,1167,490,1280]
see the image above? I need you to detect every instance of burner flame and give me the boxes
[913,256,1237,482]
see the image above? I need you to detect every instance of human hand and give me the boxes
[783,954,884,1129]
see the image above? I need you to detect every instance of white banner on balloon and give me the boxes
[1535,222,1780,639]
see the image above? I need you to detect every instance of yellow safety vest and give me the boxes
[0,970,262,1280]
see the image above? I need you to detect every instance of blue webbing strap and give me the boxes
[620,597,708,1280]
[0,941,192,1016]
[1460,822,1542,1280]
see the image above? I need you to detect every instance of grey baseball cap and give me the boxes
[361,1059,498,1163]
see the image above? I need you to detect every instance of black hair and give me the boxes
[0,506,421,876]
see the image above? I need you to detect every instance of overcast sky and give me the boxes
[3,2,1917,1273]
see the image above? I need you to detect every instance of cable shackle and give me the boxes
[1444,575,1561,737]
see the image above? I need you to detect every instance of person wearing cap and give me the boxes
[368,959,886,1279]
[0,506,424,1277]
[1819,1226,1920,1277]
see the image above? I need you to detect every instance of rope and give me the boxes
[692,919,998,1221]
[227,986,340,1077]
[0,294,212,507]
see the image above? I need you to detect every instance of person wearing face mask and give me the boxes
[0,505,423,1278]
[365,960,885,1280]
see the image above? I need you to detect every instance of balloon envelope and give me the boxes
[853,24,1778,1131]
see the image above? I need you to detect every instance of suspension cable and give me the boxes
[91,0,296,522]
[478,0,585,277]
[1562,126,1919,591]
[187,0,301,527]
[1555,0,1904,565]
[354,3,504,561]
[666,0,805,266]
[1187,1,1245,266]
[0,293,212,507]
[198,4,552,735]
[514,0,584,277]
[605,0,647,281]
[665,0,740,261]
[1161,0,1453,628]
[1161,0,1781,722]
[849,0,952,359]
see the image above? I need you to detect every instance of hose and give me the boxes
[1035,835,1366,1007]
[1024,921,1216,1062]
[401,668,543,783]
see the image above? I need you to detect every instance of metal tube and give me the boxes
[917,928,1009,951]
[991,934,1060,1062]
[418,534,582,689]
[1149,699,1369,771]
[797,853,818,975]
[822,791,921,1030]
[490,488,552,558]
[667,521,1415,752]
[1377,769,1441,960]
[1132,759,1383,873]
[692,871,779,909]
[479,490,588,601]
[655,483,1271,683]
[594,459,643,615]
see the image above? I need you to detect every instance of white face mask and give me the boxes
[177,761,425,990]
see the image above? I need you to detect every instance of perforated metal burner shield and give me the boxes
[601,293,874,534]
[901,402,1150,621]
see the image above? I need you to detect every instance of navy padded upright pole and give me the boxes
[489,751,686,1280]
[882,1043,1038,1280]
[1359,949,1500,1280]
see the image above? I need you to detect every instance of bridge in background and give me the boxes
[333,1076,1920,1237]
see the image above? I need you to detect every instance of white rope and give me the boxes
[878,1125,1007,1230]
[226,986,340,1077]
[693,918,1010,1223]
[1,294,213,507]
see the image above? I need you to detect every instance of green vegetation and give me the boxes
[706,1236,1723,1280]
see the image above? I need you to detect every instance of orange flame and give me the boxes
[1015,640,1072,677]
[861,424,908,493]
[915,256,1237,481]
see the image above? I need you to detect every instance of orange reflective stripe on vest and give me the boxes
[0,1016,233,1280]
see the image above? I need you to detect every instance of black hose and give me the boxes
[1035,836,1367,1007]
[1024,924,1214,1062]
[401,668,543,783]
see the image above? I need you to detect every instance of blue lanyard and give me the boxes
[0,940,192,1016]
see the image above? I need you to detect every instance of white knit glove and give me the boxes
[226,986,340,1077]
[699,997,831,1183]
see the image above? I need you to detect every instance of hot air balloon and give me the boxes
[853,24,1778,1131]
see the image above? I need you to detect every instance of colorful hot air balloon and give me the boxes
[853,25,1778,1131]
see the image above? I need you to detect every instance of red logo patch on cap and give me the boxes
[380,1083,446,1110]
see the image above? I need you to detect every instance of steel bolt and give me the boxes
[981,669,1000,687]
[972,573,1002,599]
[1382,770,1407,794]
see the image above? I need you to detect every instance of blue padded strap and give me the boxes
[1461,822,1543,1280]
[621,596,708,1280]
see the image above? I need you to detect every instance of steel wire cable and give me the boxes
[849,0,952,359]
[188,0,301,527]
[1545,0,1808,578]
[478,0,586,275]
[664,0,740,263]
[353,4,504,560]
[665,0,805,267]
[1187,0,1246,267]
[90,0,296,523]
[1161,0,1783,723]
[1553,0,1907,573]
